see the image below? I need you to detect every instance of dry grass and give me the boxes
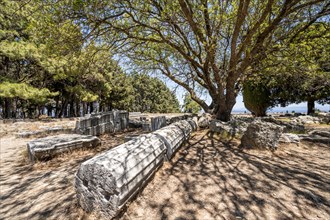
[277,117,292,122]
[0,119,76,137]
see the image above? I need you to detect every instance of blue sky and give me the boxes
[232,95,330,113]
[167,80,329,113]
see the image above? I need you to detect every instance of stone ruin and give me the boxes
[27,134,101,163]
[76,111,129,136]
[24,111,199,217]
[26,111,129,162]
[241,120,283,151]
[25,111,197,163]
[75,119,197,219]
[140,116,168,132]
[129,113,194,132]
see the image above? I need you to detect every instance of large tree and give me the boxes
[68,0,329,121]
[249,22,330,115]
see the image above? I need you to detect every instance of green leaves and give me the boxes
[182,93,201,114]
[128,73,180,113]
[250,22,330,109]
[0,82,58,104]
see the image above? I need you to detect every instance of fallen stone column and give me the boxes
[75,134,167,218]
[75,119,197,218]
[27,134,101,163]
[154,119,197,159]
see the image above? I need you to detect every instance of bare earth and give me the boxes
[1,123,330,220]
[0,129,143,220]
[121,131,330,220]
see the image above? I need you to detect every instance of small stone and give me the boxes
[279,133,300,144]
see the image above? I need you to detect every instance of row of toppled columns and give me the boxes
[75,119,198,219]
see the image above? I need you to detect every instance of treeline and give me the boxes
[0,1,180,119]
[0,72,180,119]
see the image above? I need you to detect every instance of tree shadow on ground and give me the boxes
[124,130,330,220]
[0,129,144,220]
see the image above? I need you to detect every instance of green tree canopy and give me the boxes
[129,74,181,113]
[182,93,202,114]
[249,22,330,115]
[66,0,329,121]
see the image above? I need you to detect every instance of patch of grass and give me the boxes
[277,117,291,122]
[209,130,241,142]
[289,130,306,134]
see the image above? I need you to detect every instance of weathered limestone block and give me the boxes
[128,118,142,128]
[308,130,330,138]
[298,135,330,144]
[141,121,151,132]
[27,134,101,162]
[76,111,128,135]
[241,120,283,151]
[75,134,167,219]
[279,133,300,144]
[119,111,129,130]
[299,130,330,144]
[197,113,212,128]
[210,119,249,136]
[167,115,187,124]
[210,120,235,135]
[151,116,167,131]
[261,117,305,133]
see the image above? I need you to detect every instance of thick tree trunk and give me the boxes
[4,98,12,119]
[76,101,80,117]
[58,99,68,118]
[216,109,231,122]
[82,102,87,116]
[214,89,237,122]
[55,97,60,118]
[47,106,52,117]
[307,100,315,115]
[89,102,94,114]
[69,99,75,117]
[215,101,236,122]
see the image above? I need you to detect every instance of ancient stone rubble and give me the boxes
[299,130,330,144]
[75,111,128,136]
[27,134,101,162]
[75,119,197,219]
[279,133,300,144]
[241,119,283,151]
[150,116,167,131]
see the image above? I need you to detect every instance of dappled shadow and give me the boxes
[123,130,330,220]
[0,129,144,220]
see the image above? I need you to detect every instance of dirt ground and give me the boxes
[0,124,329,220]
[121,131,330,220]
[0,129,143,220]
